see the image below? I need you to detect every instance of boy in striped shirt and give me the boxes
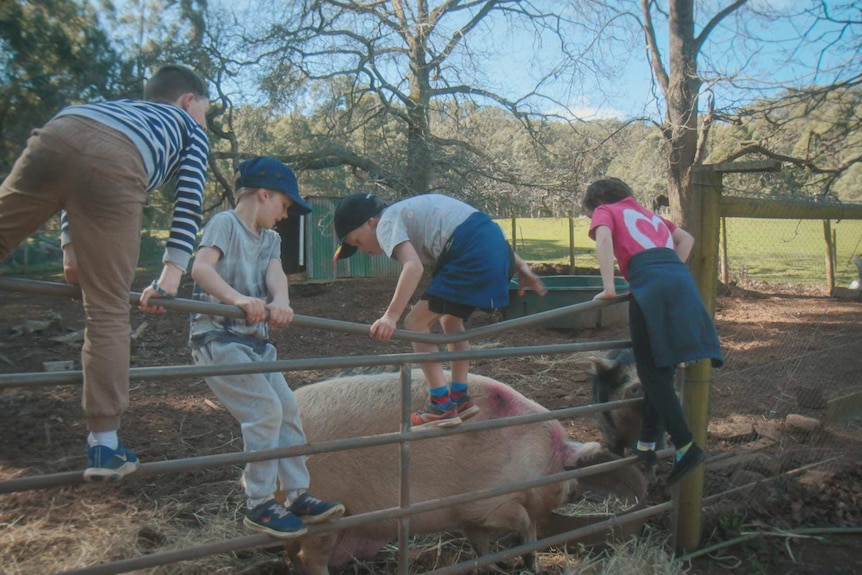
[0,64,210,481]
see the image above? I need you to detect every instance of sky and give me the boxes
[130,0,857,122]
[471,0,857,121]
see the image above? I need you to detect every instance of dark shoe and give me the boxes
[410,403,461,430]
[630,443,658,467]
[451,395,480,420]
[84,443,140,482]
[244,499,307,539]
[667,444,706,485]
[289,492,345,524]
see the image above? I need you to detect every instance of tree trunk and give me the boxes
[666,0,703,238]
[404,4,433,196]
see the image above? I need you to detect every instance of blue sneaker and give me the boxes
[244,499,308,539]
[84,443,140,482]
[289,492,346,524]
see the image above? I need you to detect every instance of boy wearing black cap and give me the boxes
[333,193,546,430]
[189,157,344,538]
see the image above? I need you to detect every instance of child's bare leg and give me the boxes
[404,301,446,390]
[440,314,480,419]
[403,301,461,429]
[440,314,469,383]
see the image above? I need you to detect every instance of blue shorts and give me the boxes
[421,212,514,313]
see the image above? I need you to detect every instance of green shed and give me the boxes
[304,197,402,280]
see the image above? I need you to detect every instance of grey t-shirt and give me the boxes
[189,210,282,344]
[376,194,477,264]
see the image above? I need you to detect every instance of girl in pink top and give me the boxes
[583,178,722,485]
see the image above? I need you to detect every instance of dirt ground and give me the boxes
[1,269,862,574]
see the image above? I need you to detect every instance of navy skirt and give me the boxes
[427,212,513,310]
[627,248,724,368]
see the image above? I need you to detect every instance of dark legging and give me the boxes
[629,297,693,448]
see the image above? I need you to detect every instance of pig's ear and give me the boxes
[588,357,615,373]
[562,440,606,469]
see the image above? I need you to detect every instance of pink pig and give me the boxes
[286,369,605,574]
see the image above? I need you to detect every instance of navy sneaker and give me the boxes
[84,443,140,482]
[667,443,707,485]
[289,492,346,524]
[630,443,659,467]
[244,499,308,539]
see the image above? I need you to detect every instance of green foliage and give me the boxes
[709,86,862,200]
[0,0,130,174]
[1,229,167,275]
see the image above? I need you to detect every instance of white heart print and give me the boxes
[623,209,673,250]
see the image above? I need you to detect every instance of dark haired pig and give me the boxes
[589,349,665,463]
[590,349,642,456]
[287,370,605,575]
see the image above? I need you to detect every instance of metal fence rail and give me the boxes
[1,276,649,575]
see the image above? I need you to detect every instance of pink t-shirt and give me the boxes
[588,197,677,279]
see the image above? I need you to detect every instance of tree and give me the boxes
[634,0,861,231]
[0,0,128,174]
[209,0,620,204]
[205,0,861,224]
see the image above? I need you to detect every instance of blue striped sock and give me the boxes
[449,381,468,403]
[429,386,451,410]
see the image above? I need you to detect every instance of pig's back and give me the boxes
[295,370,567,512]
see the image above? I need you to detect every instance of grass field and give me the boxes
[495,216,862,288]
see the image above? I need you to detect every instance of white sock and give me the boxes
[636,441,656,451]
[284,489,303,506]
[87,431,119,450]
[248,497,270,509]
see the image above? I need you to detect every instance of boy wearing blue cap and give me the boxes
[189,157,344,538]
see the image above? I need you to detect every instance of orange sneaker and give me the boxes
[410,403,462,430]
[451,395,480,421]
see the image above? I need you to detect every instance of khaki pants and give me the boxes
[0,115,148,431]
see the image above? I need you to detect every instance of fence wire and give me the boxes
[719,216,862,288]
[706,204,862,535]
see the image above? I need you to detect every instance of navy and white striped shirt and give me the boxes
[57,99,209,270]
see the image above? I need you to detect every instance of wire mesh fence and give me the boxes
[704,282,862,528]
[703,193,862,536]
[719,217,862,289]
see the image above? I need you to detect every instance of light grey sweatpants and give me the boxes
[192,340,310,507]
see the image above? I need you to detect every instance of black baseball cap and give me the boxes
[332,193,388,261]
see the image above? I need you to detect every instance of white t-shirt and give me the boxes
[375,194,477,264]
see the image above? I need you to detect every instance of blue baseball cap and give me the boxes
[236,157,312,215]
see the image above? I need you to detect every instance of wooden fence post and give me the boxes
[569,216,575,273]
[720,217,728,284]
[673,168,722,553]
[511,213,517,251]
[824,220,834,293]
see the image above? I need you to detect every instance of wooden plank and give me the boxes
[823,390,862,428]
